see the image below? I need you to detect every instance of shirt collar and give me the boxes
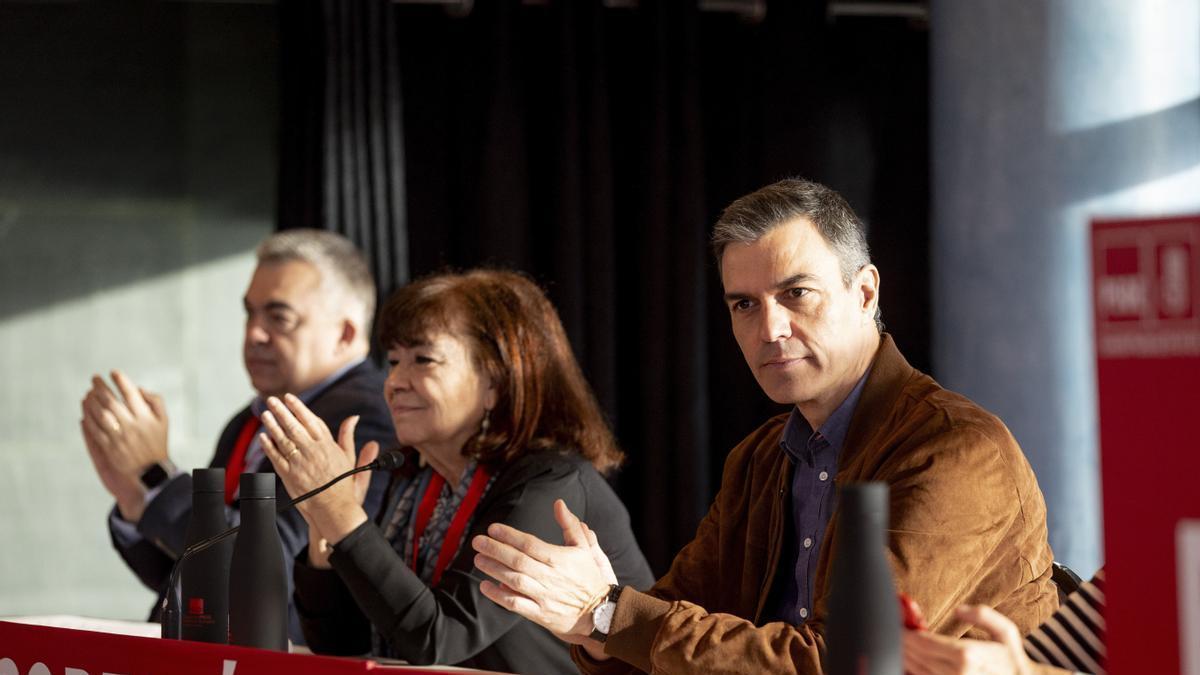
[780,367,872,464]
[250,357,365,417]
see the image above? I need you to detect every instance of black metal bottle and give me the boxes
[824,482,901,675]
[179,468,233,643]
[228,472,288,651]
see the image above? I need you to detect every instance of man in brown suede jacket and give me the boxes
[472,179,1058,674]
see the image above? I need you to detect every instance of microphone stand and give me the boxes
[160,451,405,640]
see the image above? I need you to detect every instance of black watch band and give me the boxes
[139,461,175,490]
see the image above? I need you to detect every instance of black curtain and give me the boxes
[279,0,929,574]
[278,0,409,298]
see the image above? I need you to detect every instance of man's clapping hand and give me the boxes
[80,370,170,521]
[472,500,618,659]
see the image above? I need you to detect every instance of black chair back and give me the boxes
[1050,561,1083,604]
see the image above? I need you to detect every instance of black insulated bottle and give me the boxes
[824,482,901,675]
[180,468,232,643]
[228,472,288,651]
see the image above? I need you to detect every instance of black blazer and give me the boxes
[294,449,655,674]
[108,359,395,643]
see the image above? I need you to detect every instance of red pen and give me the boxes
[898,592,928,631]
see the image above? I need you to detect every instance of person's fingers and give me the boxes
[81,418,109,464]
[580,522,619,585]
[81,394,109,430]
[479,579,546,619]
[284,393,330,441]
[470,534,552,578]
[82,389,122,434]
[141,388,167,421]
[89,375,112,398]
[351,441,379,505]
[261,431,318,506]
[110,370,150,417]
[80,417,95,448]
[902,630,960,674]
[337,415,361,457]
[905,646,954,675]
[901,631,938,673]
[90,375,134,424]
[902,631,938,674]
[484,522,559,565]
[260,410,298,456]
[473,552,549,597]
[582,522,600,548]
[259,430,283,462]
[955,604,1023,648]
[471,534,568,592]
[356,440,380,469]
[932,636,988,674]
[101,408,124,434]
[265,397,313,445]
[554,499,589,548]
[258,430,290,473]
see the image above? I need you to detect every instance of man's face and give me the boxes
[721,218,879,414]
[242,260,348,398]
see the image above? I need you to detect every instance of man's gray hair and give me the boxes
[257,229,376,333]
[712,178,882,329]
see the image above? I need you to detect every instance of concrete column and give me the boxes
[931,0,1200,574]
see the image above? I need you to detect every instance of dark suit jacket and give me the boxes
[108,359,395,643]
[294,449,655,674]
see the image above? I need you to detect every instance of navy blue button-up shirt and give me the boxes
[771,371,870,625]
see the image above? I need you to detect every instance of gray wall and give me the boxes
[0,3,277,619]
[931,0,1200,576]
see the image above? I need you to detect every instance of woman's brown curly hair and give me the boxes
[377,269,623,475]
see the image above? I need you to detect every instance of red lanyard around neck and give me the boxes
[411,465,492,586]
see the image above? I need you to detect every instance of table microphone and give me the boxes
[160,449,406,641]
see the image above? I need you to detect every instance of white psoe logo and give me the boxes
[1160,245,1191,318]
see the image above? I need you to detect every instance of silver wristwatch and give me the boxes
[588,584,621,643]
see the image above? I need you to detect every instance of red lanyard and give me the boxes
[410,465,492,586]
[224,416,262,505]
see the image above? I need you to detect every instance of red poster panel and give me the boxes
[1092,215,1200,675]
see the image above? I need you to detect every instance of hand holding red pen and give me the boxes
[899,591,1037,675]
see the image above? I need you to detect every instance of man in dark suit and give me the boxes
[80,229,395,644]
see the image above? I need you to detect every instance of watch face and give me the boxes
[593,601,616,634]
[141,464,169,489]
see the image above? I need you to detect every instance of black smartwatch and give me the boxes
[139,460,177,490]
[588,584,622,643]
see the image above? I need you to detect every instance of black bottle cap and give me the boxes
[192,467,226,493]
[239,472,276,500]
[838,482,889,527]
